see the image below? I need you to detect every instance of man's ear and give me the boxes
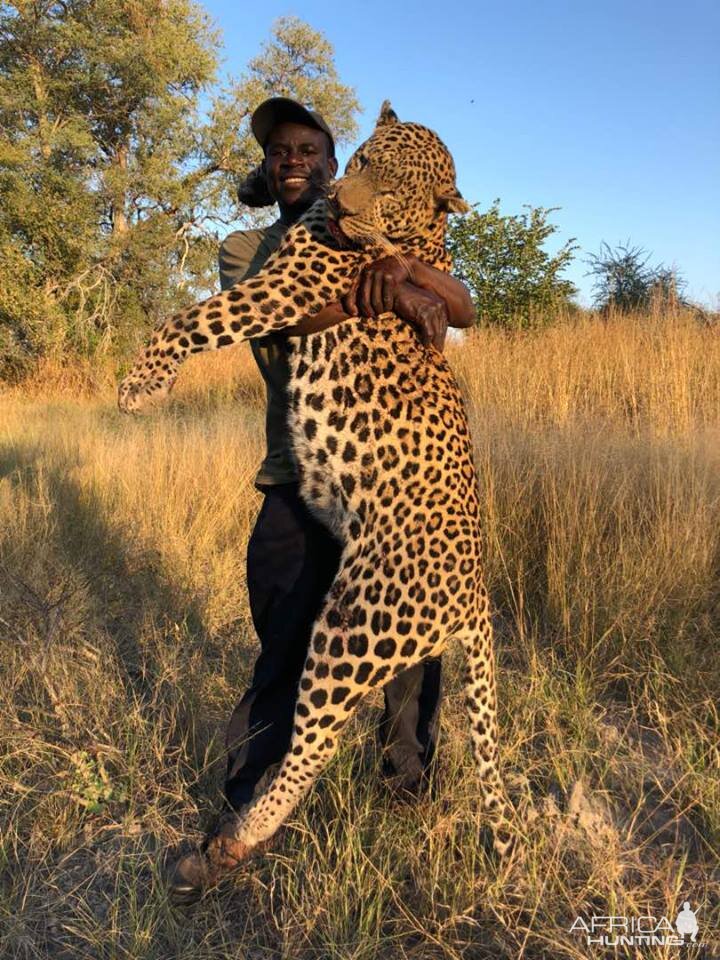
[436,187,471,214]
[376,100,399,128]
[328,156,338,178]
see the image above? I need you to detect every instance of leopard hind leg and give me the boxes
[217,540,447,855]
[219,558,387,852]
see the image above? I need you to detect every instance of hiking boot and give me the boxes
[380,755,439,804]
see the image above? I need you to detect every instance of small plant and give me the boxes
[65,750,127,814]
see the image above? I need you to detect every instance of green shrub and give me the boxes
[448,200,578,329]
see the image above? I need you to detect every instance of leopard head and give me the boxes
[329,101,469,254]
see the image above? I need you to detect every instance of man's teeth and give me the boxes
[284,177,306,184]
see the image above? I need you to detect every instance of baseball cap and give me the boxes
[251,97,335,156]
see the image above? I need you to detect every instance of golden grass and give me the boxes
[1,309,718,959]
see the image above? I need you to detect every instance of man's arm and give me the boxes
[286,301,349,336]
[286,282,452,348]
[404,258,476,328]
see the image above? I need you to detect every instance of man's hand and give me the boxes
[341,256,413,318]
[338,252,474,350]
[340,254,449,349]
[393,284,449,350]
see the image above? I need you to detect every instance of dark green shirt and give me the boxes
[219,220,298,486]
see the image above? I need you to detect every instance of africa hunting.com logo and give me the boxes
[569,901,700,948]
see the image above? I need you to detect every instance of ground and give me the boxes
[1,309,718,959]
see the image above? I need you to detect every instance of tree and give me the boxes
[0,7,359,378]
[0,0,219,373]
[447,201,577,329]
[585,241,686,313]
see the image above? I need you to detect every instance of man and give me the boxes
[219,98,476,817]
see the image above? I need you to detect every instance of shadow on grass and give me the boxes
[0,437,209,715]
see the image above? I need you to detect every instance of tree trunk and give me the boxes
[29,58,51,160]
[111,144,129,235]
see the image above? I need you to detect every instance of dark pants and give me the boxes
[225,483,441,810]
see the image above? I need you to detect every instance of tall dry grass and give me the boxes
[1,307,718,959]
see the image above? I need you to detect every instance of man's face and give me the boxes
[264,122,338,216]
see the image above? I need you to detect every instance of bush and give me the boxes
[448,200,577,329]
[585,241,686,312]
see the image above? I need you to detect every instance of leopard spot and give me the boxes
[374,638,396,659]
[355,662,373,683]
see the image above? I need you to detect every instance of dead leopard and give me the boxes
[118,101,514,902]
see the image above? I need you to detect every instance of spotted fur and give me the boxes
[119,101,513,860]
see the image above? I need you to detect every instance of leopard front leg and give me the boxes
[118,224,366,413]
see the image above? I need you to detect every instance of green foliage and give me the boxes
[0,6,359,377]
[586,241,686,312]
[65,750,127,814]
[448,201,578,329]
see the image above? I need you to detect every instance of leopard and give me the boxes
[118,101,514,899]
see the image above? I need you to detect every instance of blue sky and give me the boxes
[202,0,719,305]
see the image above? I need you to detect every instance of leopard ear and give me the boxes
[376,100,399,127]
[437,187,471,214]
